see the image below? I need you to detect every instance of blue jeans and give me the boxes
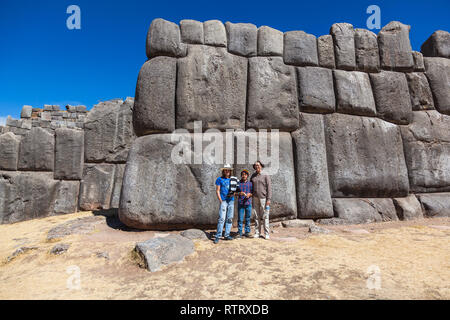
[216,198,234,239]
[237,204,252,235]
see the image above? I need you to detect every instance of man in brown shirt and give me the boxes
[250,161,272,239]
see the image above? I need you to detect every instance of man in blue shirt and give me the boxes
[214,164,237,244]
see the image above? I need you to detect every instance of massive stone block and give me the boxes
[133,57,176,135]
[146,18,186,58]
[110,164,125,209]
[180,19,204,44]
[84,98,135,163]
[421,30,450,58]
[247,57,299,131]
[317,35,335,69]
[330,23,356,70]
[176,45,247,131]
[21,105,32,118]
[79,164,116,211]
[412,51,425,72]
[203,20,227,47]
[370,71,413,124]
[18,127,54,171]
[324,113,409,197]
[378,21,414,71]
[417,193,450,217]
[424,57,450,115]
[0,132,20,171]
[0,171,58,224]
[283,31,318,67]
[54,180,80,214]
[292,114,333,219]
[333,70,376,116]
[225,22,257,57]
[54,128,84,180]
[393,195,423,221]
[354,28,380,73]
[297,67,335,113]
[400,110,450,193]
[406,73,434,111]
[257,26,283,56]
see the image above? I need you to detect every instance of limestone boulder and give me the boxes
[370,71,413,124]
[203,20,227,47]
[176,45,247,131]
[53,180,80,214]
[110,164,125,209]
[393,195,423,221]
[421,30,450,58]
[400,110,450,193]
[133,57,177,135]
[180,19,203,44]
[79,164,116,211]
[146,18,186,58]
[412,51,425,71]
[225,22,257,57]
[297,67,335,113]
[0,132,20,171]
[354,29,380,72]
[331,198,383,224]
[292,114,333,219]
[317,35,335,69]
[54,128,84,180]
[406,73,434,111]
[330,23,356,70]
[378,21,414,71]
[18,127,54,171]
[21,105,32,118]
[424,57,450,115]
[324,113,409,197]
[257,26,283,56]
[416,193,450,217]
[283,31,318,66]
[247,57,299,131]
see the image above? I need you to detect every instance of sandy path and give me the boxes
[0,212,449,300]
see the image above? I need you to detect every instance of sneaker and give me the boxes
[253,233,260,238]
[264,234,270,240]
[235,234,243,239]
[224,236,234,241]
[244,233,251,238]
[214,237,219,244]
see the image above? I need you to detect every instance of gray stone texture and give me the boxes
[110,164,125,209]
[400,110,450,193]
[424,57,450,115]
[354,28,380,73]
[247,57,299,131]
[18,127,54,171]
[79,164,116,211]
[324,113,409,198]
[133,57,176,135]
[330,23,356,70]
[180,229,209,240]
[176,45,247,131]
[292,113,333,219]
[257,26,283,56]
[297,67,335,113]
[412,51,425,72]
[146,18,186,58]
[0,132,21,171]
[421,30,450,58]
[54,128,84,180]
[54,180,80,214]
[180,19,204,44]
[370,71,413,124]
[225,22,257,57]
[378,21,414,71]
[333,70,376,116]
[203,20,227,47]
[393,195,423,221]
[330,198,389,224]
[417,193,450,217]
[406,72,435,111]
[283,31,318,66]
[317,35,336,69]
[21,105,32,118]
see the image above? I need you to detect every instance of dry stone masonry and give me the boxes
[1,18,450,228]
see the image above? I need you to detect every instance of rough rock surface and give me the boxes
[330,23,356,70]
[421,30,450,58]
[317,35,335,69]
[378,21,414,71]
[79,164,116,211]
[146,18,186,58]
[247,57,299,131]
[406,72,434,111]
[134,235,194,272]
[225,22,257,57]
[333,70,376,116]
[203,20,227,47]
[110,164,125,209]
[309,225,332,234]
[176,45,247,131]
[54,128,84,180]
[282,219,314,228]
[292,114,333,219]
[257,26,283,56]
[47,216,105,241]
[54,181,80,214]
[424,57,450,115]
[133,57,177,135]
[412,51,425,71]
[297,67,335,113]
[18,127,54,171]
[400,110,450,193]
[50,243,70,255]
[331,198,383,224]
[393,195,423,221]
[354,28,380,72]
[0,132,20,171]
[283,31,318,66]
[180,229,209,240]
[370,71,413,124]
[417,193,450,217]
[21,105,32,118]
[180,19,203,44]
[324,113,409,198]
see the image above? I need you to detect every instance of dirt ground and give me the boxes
[0,211,449,300]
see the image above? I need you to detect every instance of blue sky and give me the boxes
[0,0,449,121]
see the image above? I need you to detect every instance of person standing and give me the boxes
[236,169,253,239]
[250,161,272,240]
[214,164,237,244]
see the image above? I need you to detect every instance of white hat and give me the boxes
[220,164,234,171]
